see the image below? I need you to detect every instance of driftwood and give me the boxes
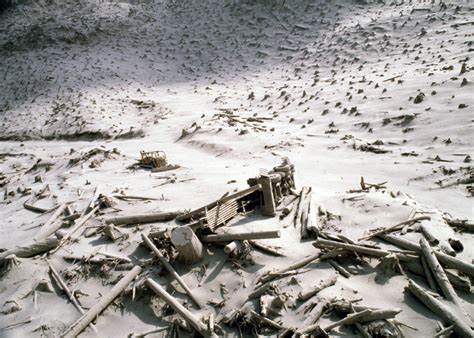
[170,227,203,264]
[406,280,474,337]
[105,211,181,225]
[200,230,281,243]
[419,238,462,308]
[62,265,142,338]
[360,216,431,241]
[47,261,97,332]
[146,278,209,336]
[313,238,417,261]
[298,276,338,301]
[141,234,204,309]
[378,234,474,277]
[0,238,59,263]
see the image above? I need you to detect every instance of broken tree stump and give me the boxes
[141,234,204,309]
[170,227,203,265]
[62,265,142,338]
[258,175,277,216]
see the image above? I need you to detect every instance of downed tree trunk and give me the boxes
[302,298,331,328]
[298,275,337,301]
[170,227,203,264]
[324,308,401,332]
[34,203,68,240]
[403,261,472,293]
[378,234,474,277]
[62,265,142,338]
[200,230,281,243]
[313,238,417,261]
[259,252,322,284]
[419,224,439,245]
[419,238,461,306]
[105,211,181,225]
[0,238,59,263]
[361,216,431,241]
[141,234,204,309]
[406,280,474,337]
[146,278,208,336]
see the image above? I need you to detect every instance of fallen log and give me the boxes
[419,238,461,306]
[0,238,59,263]
[330,260,351,278]
[259,252,321,284]
[298,276,337,301]
[113,194,158,201]
[421,256,438,291]
[360,216,431,241]
[406,280,474,337]
[105,211,181,225]
[248,240,284,256]
[200,230,281,243]
[62,265,142,338]
[419,224,439,245]
[324,308,401,332]
[302,298,331,328]
[313,238,417,261]
[34,203,68,240]
[146,278,208,336]
[378,234,474,277]
[403,261,472,293]
[141,234,204,309]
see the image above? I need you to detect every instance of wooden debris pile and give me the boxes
[2,159,474,338]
